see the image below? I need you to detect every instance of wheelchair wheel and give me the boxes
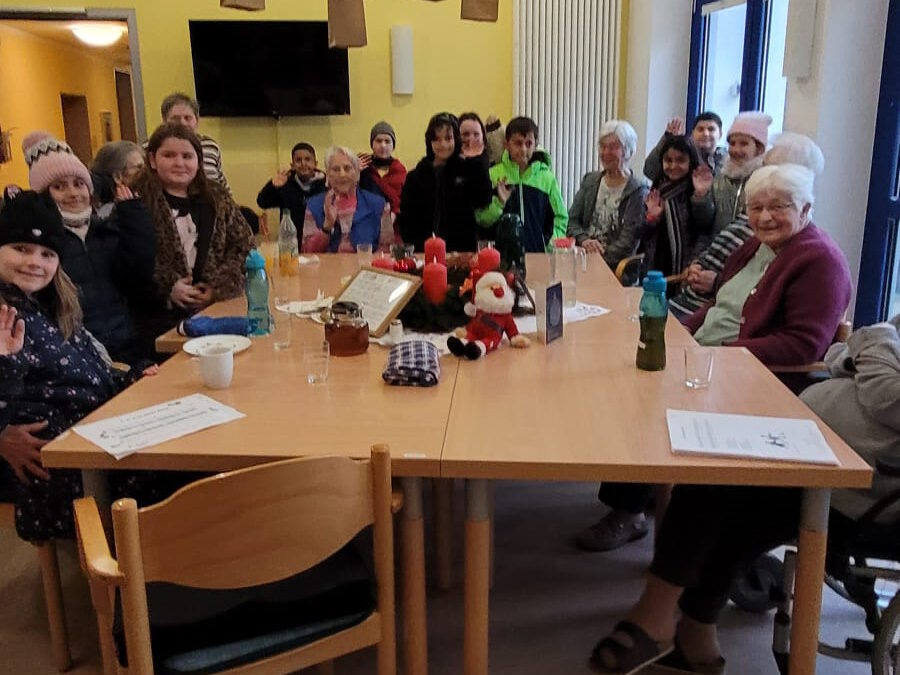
[729,553,784,613]
[872,591,900,675]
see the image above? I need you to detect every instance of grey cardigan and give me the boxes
[566,171,649,268]
[801,315,900,522]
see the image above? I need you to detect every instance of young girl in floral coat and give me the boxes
[0,191,152,541]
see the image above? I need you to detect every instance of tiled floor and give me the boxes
[0,481,877,674]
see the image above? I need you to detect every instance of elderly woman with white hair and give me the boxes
[301,146,391,253]
[588,163,852,675]
[669,131,826,319]
[566,119,648,268]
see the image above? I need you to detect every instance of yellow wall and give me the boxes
[0,23,125,189]
[3,0,514,207]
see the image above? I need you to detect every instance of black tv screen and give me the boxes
[188,21,350,117]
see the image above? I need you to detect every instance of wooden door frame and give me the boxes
[0,7,147,141]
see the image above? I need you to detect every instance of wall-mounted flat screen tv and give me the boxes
[188,20,350,117]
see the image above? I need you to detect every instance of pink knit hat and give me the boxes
[21,131,93,194]
[726,112,772,149]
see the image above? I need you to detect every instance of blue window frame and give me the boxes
[855,0,900,325]
[686,0,770,128]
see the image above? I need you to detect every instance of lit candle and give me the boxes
[423,258,448,304]
[478,246,501,272]
[424,234,446,266]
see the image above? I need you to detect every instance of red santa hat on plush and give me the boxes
[21,131,93,194]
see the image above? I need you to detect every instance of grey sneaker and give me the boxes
[576,511,649,552]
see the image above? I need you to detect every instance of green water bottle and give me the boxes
[636,270,668,371]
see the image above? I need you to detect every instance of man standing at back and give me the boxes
[643,111,725,181]
[157,92,231,194]
[476,116,568,252]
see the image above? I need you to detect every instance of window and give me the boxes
[687,0,788,133]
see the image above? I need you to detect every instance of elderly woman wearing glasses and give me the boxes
[566,119,648,269]
[587,163,852,675]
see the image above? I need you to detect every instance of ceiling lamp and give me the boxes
[70,23,126,47]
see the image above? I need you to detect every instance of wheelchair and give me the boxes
[728,456,900,674]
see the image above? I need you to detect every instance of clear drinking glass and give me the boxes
[684,347,715,389]
[270,312,292,351]
[304,341,330,385]
[356,243,373,267]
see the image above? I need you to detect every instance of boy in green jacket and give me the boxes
[476,117,568,252]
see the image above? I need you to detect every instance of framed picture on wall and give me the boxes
[100,111,114,143]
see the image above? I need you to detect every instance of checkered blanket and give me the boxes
[382,340,441,387]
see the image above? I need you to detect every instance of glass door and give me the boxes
[856,0,900,324]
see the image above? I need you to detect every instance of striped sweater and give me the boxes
[199,135,230,194]
[669,214,754,317]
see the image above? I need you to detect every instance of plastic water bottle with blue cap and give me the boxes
[636,270,668,371]
[245,249,271,336]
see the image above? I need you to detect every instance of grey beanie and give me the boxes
[370,121,396,148]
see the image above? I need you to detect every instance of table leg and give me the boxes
[789,488,830,675]
[401,477,428,675]
[433,478,454,591]
[464,479,491,675]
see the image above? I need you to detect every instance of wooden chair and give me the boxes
[0,499,72,671]
[74,446,396,675]
[769,319,853,374]
[614,253,686,287]
[614,253,644,286]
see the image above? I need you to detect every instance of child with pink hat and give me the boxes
[20,131,156,365]
[691,111,772,237]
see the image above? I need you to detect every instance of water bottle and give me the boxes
[245,249,270,336]
[278,210,299,277]
[635,270,668,371]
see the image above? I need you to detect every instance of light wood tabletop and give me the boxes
[440,341,871,486]
[43,338,454,476]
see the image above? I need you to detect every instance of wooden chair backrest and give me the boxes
[614,253,644,286]
[113,452,384,589]
[834,319,852,344]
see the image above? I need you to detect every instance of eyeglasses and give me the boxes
[747,201,796,216]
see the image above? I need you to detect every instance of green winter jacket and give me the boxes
[476,149,568,252]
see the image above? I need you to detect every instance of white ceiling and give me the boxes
[3,19,131,65]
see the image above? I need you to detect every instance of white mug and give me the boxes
[199,346,234,389]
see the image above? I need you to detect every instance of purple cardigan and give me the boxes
[683,224,851,367]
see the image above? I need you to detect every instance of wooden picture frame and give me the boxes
[336,267,422,337]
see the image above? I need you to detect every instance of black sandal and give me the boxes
[642,638,726,674]
[589,620,674,674]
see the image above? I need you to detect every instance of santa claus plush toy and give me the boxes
[447,271,530,359]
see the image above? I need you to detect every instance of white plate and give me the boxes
[183,335,252,356]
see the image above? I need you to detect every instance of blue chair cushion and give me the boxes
[115,542,376,675]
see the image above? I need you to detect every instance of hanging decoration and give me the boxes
[328,0,368,47]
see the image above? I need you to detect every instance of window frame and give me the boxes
[685,0,770,129]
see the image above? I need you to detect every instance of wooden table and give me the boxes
[440,332,872,675]
[46,254,448,675]
[43,254,872,675]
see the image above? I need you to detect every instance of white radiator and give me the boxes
[514,0,622,205]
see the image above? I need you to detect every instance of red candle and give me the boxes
[372,256,394,270]
[477,246,501,272]
[424,234,446,266]
[423,259,448,304]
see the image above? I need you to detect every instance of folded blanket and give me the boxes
[382,340,441,387]
[178,316,250,337]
